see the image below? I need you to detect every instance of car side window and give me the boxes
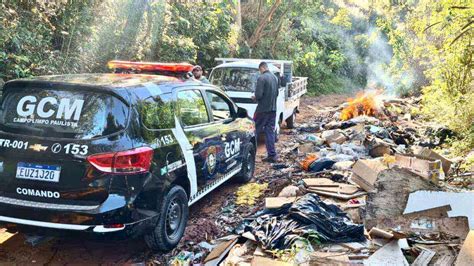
[177,90,209,126]
[140,93,175,129]
[205,91,233,122]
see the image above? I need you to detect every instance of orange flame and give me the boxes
[340,90,383,121]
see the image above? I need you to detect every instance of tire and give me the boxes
[145,185,189,251]
[234,143,256,183]
[286,110,296,129]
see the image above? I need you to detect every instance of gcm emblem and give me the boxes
[224,138,241,158]
[51,143,62,153]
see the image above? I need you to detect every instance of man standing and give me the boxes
[192,65,210,83]
[254,62,279,162]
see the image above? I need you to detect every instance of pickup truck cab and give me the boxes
[0,73,256,251]
[209,58,307,132]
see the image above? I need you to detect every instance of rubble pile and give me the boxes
[170,93,474,265]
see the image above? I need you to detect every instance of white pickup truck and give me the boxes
[209,58,307,132]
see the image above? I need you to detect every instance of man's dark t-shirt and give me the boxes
[255,70,279,113]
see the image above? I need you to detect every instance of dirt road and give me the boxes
[0,95,350,264]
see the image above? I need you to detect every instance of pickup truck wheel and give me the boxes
[145,185,188,251]
[234,143,256,183]
[286,111,296,129]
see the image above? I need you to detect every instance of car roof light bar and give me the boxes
[107,60,194,73]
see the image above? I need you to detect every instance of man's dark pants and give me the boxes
[254,111,277,159]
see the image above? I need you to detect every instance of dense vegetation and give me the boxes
[0,0,473,154]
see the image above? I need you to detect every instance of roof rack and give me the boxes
[215,58,293,79]
[214,58,293,65]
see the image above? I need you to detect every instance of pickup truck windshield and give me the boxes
[210,68,259,92]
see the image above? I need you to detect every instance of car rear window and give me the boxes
[0,89,128,139]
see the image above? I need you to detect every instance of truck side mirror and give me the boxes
[237,107,248,118]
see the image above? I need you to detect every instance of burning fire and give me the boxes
[340,90,383,121]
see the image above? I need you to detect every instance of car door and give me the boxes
[203,89,242,173]
[175,88,223,190]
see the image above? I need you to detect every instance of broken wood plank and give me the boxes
[310,251,350,264]
[265,197,296,209]
[340,242,367,252]
[455,230,474,266]
[0,228,17,244]
[348,254,370,260]
[307,189,367,200]
[372,217,470,240]
[303,178,339,187]
[403,205,451,219]
[369,227,393,239]
[309,184,360,195]
[204,238,238,266]
[412,248,436,266]
[251,256,291,266]
[435,255,456,266]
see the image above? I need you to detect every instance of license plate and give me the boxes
[16,162,61,183]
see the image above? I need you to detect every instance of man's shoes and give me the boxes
[262,157,278,163]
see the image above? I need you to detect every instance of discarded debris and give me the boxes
[250,256,291,266]
[278,185,300,197]
[308,157,336,172]
[364,240,409,266]
[351,159,388,192]
[236,194,365,250]
[303,177,365,199]
[265,197,296,209]
[236,183,268,206]
[403,204,451,219]
[414,147,452,175]
[393,154,441,184]
[163,94,473,265]
[364,168,439,229]
[368,227,393,240]
[300,154,318,170]
[322,129,347,145]
[203,238,238,265]
[404,191,474,228]
[454,230,474,266]
[412,247,436,266]
[310,251,350,264]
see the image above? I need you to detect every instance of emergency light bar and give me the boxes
[107,60,194,73]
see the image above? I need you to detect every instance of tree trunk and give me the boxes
[248,0,282,48]
[235,0,242,29]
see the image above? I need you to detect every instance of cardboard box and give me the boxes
[393,154,441,184]
[351,159,388,192]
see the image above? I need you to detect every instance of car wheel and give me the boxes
[234,143,256,183]
[286,110,296,129]
[145,185,188,251]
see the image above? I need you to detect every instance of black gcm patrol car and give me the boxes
[0,66,256,251]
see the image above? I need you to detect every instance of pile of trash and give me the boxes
[170,93,474,265]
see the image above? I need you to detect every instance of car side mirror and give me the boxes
[237,107,248,118]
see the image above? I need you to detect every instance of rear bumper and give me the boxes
[0,193,159,234]
[0,215,124,233]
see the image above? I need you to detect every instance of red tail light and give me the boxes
[104,223,125,229]
[87,147,154,174]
